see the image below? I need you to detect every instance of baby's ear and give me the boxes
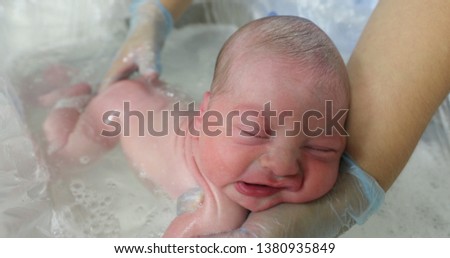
[199,91,211,114]
[195,91,211,131]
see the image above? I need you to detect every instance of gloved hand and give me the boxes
[209,154,385,237]
[99,0,173,91]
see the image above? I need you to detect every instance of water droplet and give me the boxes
[79,156,90,164]
[166,91,174,97]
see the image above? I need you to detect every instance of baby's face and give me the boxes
[194,54,347,211]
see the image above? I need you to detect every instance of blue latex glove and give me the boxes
[100,0,173,91]
[210,153,385,237]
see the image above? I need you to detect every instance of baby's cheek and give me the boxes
[316,165,339,195]
[199,136,236,181]
[301,160,340,200]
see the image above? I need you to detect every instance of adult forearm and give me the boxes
[160,0,192,20]
[346,0,450,190]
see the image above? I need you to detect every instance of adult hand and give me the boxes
[99,0,173,91]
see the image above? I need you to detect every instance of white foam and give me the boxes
[46,147,176,237]
[0,78,51,237]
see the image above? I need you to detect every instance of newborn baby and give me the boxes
[43,16,350,237]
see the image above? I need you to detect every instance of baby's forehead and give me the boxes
[230,53,327,87]
[220,48,349,108]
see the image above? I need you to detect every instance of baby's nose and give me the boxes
[259,149,301,177]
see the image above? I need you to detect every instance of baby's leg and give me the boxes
[39,82,91,107]
[44,83,121,165]
[43,83,92,155]
[44,78,168,167]
[47,79,201,199]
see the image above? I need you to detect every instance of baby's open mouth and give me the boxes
[235,181,282,197]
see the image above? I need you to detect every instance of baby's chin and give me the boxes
[235,195,284,212]
[238,190,329,212]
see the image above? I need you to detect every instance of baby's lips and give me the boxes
[275,174,304,192]
[235,181,282,198]
[242,173,304,193]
